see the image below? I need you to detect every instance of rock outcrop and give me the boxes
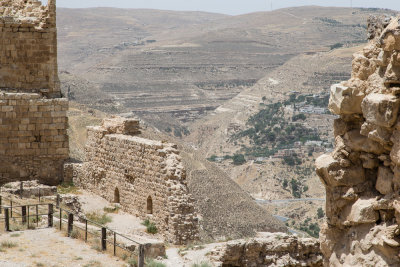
[316,15,400,266]
[209,233,323,267]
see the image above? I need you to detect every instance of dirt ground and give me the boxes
[0,228,126,267]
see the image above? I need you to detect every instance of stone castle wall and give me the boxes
[316,16,400,266]
[0,92,68,185]
[0,1,69,185]
[0,0,59,97]
[73,117,199,244]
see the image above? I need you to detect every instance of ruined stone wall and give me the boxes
[0,1,68,185]
[0,0,59,97]
[209,233,323,267]
[316,16,400,266]
[0,92,68,185]
[73,117,199,244]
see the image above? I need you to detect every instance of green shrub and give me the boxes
[142,219,157,234]
[83,261,102,267]
[282,179,288,189]
[147,223,158,234]
[1,241,17,248]
[70,229,81,239]
[57,182,80,194]
[232,154,246,165]
[90,242,102,252]
[86,212,112,225]
[127,256,137,267]
[142,219,150,227]
[207,155,217,162]
[103,205,120,213]
[317,207,325,219]
[191,262,212,267]
[145,258,166,267]
[292,113,306,121]
[330,42,344,50]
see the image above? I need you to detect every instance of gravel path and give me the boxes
[0,260,25,267]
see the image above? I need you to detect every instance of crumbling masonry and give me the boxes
[2,0,199,245]
[70,117,199,244]
[0,0,69,185]
[316,16,400,266]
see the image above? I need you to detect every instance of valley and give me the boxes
[58,6,398,238]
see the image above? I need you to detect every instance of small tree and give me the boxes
[317,207,325,219]
[232,154,246,165]
[282,179,288,189]
[207,155,217,162]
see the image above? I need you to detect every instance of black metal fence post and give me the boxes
[59,208,62,230]
[67,213,73,236]
[10,200,12,218]
[85,219,88,242]
[4,208,10,231]
[27,206,30,229]
[113,232,116,256]
[48,204,53,227]
[101,227,106,251]
[36,205,39,227]
[138,244,145,267]
[56,194,60,208]
[0,196,2,214]
[21,206,27,224]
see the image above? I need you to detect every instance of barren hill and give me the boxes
[58,6,395,132]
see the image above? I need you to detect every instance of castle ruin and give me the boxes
[0,0,69,185]
[317,16,400,266]
[0,0,199,244]
[67,117,199,244]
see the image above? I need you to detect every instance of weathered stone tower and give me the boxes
[0,0,69,185]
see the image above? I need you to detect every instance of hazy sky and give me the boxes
[54,0,400,15]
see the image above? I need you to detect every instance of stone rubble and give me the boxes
[209,232,323,267]
[0,180,56,197]
[316,15,400,266]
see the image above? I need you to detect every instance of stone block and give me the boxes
[361,93,400,128]
[376,166,394,195]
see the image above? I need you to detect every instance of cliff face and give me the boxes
[316,16,400,266]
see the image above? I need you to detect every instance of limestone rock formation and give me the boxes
[316,15,400,266]
[209,233,323,267]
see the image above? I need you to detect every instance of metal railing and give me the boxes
[0,193,146,267]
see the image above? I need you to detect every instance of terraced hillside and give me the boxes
[58,6,396,132]
[59,6,399,238]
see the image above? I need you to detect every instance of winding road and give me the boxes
[256,198,325,204]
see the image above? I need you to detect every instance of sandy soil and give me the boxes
[0,228,126,267]
[77,190,164,243]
